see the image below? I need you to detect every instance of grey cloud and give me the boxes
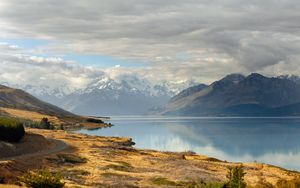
[1,0,300,82]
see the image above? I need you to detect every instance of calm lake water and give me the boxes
[77,117,300,171]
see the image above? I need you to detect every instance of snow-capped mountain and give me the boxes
[277,75,300,85]
[0,82,75,106]
[60,75,196,116]
[1,75,197,116]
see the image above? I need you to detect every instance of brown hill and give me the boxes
[0,85,107,128]
[0,85,75,118]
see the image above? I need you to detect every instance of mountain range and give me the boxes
[3,72,300,117]
[162,73,300,116]
[1,75,196,116]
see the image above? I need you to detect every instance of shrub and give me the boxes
[85,118,104,124]
[226,165,247,188]
[39,117,54,129]
[24,117,54,130]
[0,117,25,142]
[19,169,65,188]
[23,120,40,128]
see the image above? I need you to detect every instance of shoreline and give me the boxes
[1,128,299,187]
[75,127,300,173]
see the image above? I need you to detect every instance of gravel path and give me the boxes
[0,138,68,161]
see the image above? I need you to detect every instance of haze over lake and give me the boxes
[77,117,300,171]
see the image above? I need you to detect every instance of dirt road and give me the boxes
[0,138,68,161]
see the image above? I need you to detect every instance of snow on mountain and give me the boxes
[0,82,75,98]
[277,75,300,85]
[154,80,199,96]
[1,74,197,116]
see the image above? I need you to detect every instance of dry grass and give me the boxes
[0,108,62,125]
[0,108,109,130]
[1,129,299,187]
[0,185,22,188]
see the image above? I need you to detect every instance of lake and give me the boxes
[76,117,300,171]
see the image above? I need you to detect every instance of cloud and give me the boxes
[0,0,300,84]
[0,42,21,51]
[0,45,105,90]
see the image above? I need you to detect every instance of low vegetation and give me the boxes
[103,161,134,172]
[150,177,178,186]
[57,153,87,164]
[0,116,25,142]
[226,165,247,188]
[276,176,300,188]
[24,117,55,130]
[150,178,227,187]
[85,118,104,124]
[101,172,131,178]
[19,169,65,188]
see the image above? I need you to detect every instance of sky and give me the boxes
[1,0,300,88]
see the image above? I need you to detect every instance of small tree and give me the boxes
[226,165,247,188]
[40,117,54,129]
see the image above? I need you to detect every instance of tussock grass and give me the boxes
[150,177,178,186]
[101,172,131,178]
[57,154,87,164]
[103,161,134,172]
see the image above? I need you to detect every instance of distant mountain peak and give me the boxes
[219,73,246,83]
[247,73,266,79]
[277,74,300,85]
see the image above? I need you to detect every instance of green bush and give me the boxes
[226,165,247,188]
[24,117,54,130]
[0,117,25,142]
[85,118,104,124]
[19,169,65,188]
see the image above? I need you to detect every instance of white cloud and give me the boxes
[0,45,104,90]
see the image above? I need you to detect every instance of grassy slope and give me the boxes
[0,85,75,118]
[0,85,107,127]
